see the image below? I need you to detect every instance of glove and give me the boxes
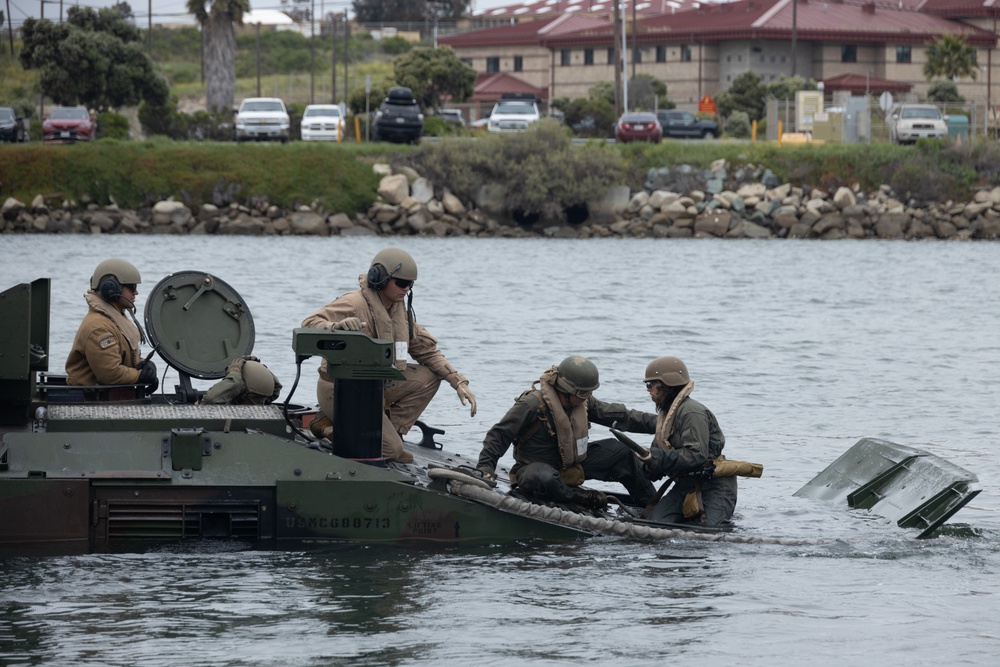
[448,373,477,417]
[475,465,496,482]
[574,488,608,510]
[333,317,365,331]
[136,359,159,395]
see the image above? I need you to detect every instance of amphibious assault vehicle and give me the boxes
[0,273,982,555]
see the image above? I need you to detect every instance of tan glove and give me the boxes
[333,317,365,331]
[448,373,477,417]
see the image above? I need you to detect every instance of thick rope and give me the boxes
[447,480,824,546]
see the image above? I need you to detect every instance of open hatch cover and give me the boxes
[144,271,255,379]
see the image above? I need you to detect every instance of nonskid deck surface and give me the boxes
[47,403,284,421]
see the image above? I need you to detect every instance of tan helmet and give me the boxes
[242,360,275,401]
[90,258,142,290]
[368,247,417,289]
[644,356,690,387]
[555,355,600,397]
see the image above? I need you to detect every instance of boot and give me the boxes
[573,488,608,510]
[309,413,332,440]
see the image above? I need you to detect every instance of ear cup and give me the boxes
[366,263,389,290]
[98,276,122,303]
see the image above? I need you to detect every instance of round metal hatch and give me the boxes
[144,271,255,379]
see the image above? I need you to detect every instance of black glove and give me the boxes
[136,360,159,395]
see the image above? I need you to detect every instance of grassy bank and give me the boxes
[2,133,997,216]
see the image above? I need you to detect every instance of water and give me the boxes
[2,235,999,666]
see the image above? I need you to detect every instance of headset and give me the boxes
[366,262,403,290]
[98,274,123,303]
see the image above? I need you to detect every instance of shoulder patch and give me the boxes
[99,336,116,349]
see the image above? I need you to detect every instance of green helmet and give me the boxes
[90,258,142,290]
[644,356,690,387]
[368,247,417,289]
[242,360,275,401]
[555,355,600,397]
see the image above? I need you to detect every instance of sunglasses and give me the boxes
[645,381,660,389]
[122,284,137,291]
[393,278,413,289]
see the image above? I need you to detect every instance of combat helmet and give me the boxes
[644,356,690,387]
[90,258,142,291]
[555,355,600,397]
[368,247,417,289]
[242,360,275,402]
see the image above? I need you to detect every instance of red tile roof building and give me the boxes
[443,0,1000,109]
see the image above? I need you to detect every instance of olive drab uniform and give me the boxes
[478,388,658,506]
[643,396,738,526]
[65,291,143,386]
[302,274,460,460]
[200,357,282,405]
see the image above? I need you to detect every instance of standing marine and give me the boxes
[301,247,476,463]
[476,355,656,508]
[65,258,158,394]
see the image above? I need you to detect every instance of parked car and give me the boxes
[435,108,467,128]
[886,103,948,144]
[614,111,662,143]
[656,109,719,139]
[234,97,290,143]
[487,98,540,133]
[374,87,424,144]
[300,104,345,141]
[42,106,94,143]
[0,106,27,143]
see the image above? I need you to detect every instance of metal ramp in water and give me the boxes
[794,437,981,538]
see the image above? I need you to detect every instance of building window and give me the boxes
[561,49,571,66]
[584,48,594,65]
[896,46,911,64]
[841,45,857,63]
[656,45,666,63]
[461,58,473,67]
[633,48,642,64]
[486,57,500,73]
[608,47,615,64]
[514,56,523,72]
[680,44,692,62]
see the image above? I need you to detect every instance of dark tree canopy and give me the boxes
[352,0,471,23]
[19,6,168,110]
[393,46,475,110]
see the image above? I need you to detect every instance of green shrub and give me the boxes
[97,112,130,140]
[727,111,751,139]
[422,116,451,137]
[409,119,623,219]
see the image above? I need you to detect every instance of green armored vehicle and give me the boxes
[0,273,982,554]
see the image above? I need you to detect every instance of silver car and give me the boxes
[886,103,948,144]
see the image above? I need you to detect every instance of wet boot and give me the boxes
[572,488,609,510]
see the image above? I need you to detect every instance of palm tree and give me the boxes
[187,1,251,112]
[924,34,978,82]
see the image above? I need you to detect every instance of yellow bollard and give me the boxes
[752,119,757,143]
[337,120,341,143]
[777,119,782,146]
[355,116,361,142]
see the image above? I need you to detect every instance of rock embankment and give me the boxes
[3,160,1000,240]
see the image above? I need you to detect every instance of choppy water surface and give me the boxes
[1,235,999,666]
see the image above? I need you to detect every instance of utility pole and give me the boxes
[6,0,14,57]
[343,11,349,105]
[256,22,261,97]
[613,1,621,118]
[148,0,152,57]
[631,0,636,82]
[310,0,315,103]
[38,0,44,121]
[331,14,337,103]
[791,0,797,77]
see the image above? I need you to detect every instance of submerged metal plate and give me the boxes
[144,271,255,379]
[795,437,981,538]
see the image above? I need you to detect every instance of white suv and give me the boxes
[487,99,540,133]
[886,103,948,144]
[234,97,290,143]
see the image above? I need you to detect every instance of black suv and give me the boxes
[656,110,719,139]
[0,106,28,143]
[374,87,424,144]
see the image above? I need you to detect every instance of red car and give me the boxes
[42,106,95,143]
[614,111,662,143]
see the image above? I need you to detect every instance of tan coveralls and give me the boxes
[301,275,458,460]
[65,291,142,386]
